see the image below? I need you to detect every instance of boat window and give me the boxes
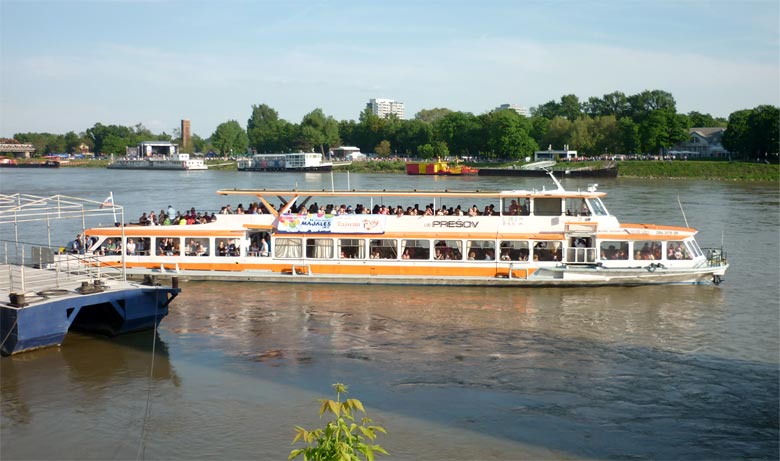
[434,239,462,260]
[215,238,240,257]
[466,240,495,261]
[532,241,562,261]
[306,238,333,259]
[156,237,181,256]
[686,239,703,258]
[338,239,364,259]
[369,239,397,259]
[184,238,210,257]
[590,198,608,216]
[599,241,629,260]
[499,241,529,261]
[275,238,302,258]
[503,198,530,216]
[401,239,430,260]
[96,237,121,256]
[533,198,562,216]
[565,198,591,217]
[124,237,151,256]
[634,241,662,261]
[667,241,692,260]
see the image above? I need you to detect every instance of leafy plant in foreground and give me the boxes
[289,383,388,461]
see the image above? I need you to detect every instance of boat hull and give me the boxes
[120,261,727,287]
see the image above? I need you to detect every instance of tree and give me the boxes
[394,119,433,157]
[617,117,640,154]
[433,112,481,157]
[297,108,340,155]
[374,140,391,157]
[211,120,248,155]
[747,105,780,161]
[247,103,291,153]
[414,108,452,123]
[417,143,435,159]
[541,116,572,151]
[480,110,537,159]
[560,94,582,121]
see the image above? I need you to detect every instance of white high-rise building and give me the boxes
[367,98,405,119]
[495,103,529,117]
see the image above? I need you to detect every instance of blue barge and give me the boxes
[1,274,180,356]
[0,192,181,356]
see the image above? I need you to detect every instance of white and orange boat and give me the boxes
[78,173,728,286]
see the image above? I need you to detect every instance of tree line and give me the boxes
[9,89,779,162]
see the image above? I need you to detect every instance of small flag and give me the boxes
[100,192,114,209]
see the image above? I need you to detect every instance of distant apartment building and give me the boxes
[495,103,529,117]
[367,98,405,119]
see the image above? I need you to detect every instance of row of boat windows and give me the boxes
[94,235,701,262]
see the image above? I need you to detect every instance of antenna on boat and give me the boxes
[545,169,565,192]
[677,195,689,228]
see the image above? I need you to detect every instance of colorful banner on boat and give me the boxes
[275,214,386,234]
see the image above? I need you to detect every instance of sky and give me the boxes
[1,0,778,138]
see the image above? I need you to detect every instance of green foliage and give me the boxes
[211,120,248,155]
[289,383,388,461]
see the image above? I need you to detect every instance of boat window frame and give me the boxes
[599,240,629,260]
[466,240,496,261]
[338,238,364,259]
[532,240,562,261]
[305,238,334,259]
[275,237,303,259]
[499,240,529,261]
[369,239,397,259]
[533,197,563,216]
[401,239,430,260]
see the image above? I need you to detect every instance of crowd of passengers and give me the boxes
[133,197,588,226]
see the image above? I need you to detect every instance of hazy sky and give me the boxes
[1,0,778,138]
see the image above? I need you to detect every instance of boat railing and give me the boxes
[565,247,598,264]
[703,247,728,267]
[0,240,126,295]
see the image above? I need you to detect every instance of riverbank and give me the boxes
[16,158,778,181]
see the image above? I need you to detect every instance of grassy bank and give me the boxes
[617,160,779,181]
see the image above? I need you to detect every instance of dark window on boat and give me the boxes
[599,241,628,260]
[401,239,430,260]
[338,239,364,259]
[503,198,530,216]
[667,241,692,260]
[565,198,591,217]
[124,237,151,256]
[184,238,210,257]
[434,239,462,260]
[466,240,495,261]
[634,241,662,261]
[306,238,333,259]
[533,198,562,216]
[532,241,562,261]
[499,241,529,261]
[156,237,181,256]
[369,239,397,259]
[215,238,239,257]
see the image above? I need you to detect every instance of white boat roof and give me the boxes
[217,187,606,199]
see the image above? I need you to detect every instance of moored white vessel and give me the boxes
[76,173,728,286]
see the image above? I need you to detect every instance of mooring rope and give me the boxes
[135,288,160,461]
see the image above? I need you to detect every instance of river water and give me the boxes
[1,168,778,460]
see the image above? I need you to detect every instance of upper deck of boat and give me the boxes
[216,186,607,200]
